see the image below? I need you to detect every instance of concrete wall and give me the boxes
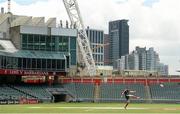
[20,25,49,35]
[46,18,56,28]
[51,28,77,37]
[10,26,21,49]
[0,32,3,39]
[0,14,12,39]
[32,17,45,26]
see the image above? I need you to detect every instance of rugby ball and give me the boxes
[160,84,164,87]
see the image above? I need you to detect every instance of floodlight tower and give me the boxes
[8,0,11,13]
[63,0,96,76]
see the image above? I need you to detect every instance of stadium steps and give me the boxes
[63,83,77,97]
[8,85,37,99]
[11,85,53,102]
[47,84,76,99]
[145,85,152,103]
[94,84,100,102]
[62,88,77,99]
[62,83,95,101]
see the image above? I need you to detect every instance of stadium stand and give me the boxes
[100,83,146,102]
[54,83,95,102]
[12,84,52,103]
[0,81,180,104]
[0,85,32,100]
[62,83,77,97]
[150,83,180,103]
[0,84,33,104]
[100,83,125,102]
[75,83,94,101]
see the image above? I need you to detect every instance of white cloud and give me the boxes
[0,0,180,75]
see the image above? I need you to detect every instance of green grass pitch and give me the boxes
[0,103,180,114]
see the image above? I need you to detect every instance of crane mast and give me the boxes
[63,0,96,76]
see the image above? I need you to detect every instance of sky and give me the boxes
[0,0,180,75]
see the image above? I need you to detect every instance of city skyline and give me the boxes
[109,20,129,68]
[0,0,179,75]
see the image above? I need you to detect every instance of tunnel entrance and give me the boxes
[53,94,67,102]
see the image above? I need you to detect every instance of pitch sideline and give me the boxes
[28,106,149,110]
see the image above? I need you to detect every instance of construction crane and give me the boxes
[91,43,109,51]
[8,0,11,13]
[63,0,96,76]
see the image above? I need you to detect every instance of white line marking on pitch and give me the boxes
[164,108,177,111]
[3,113,180,114]
[28,106,148,110]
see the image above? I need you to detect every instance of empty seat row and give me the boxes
[150,83,180,100]
[100,83,146,101]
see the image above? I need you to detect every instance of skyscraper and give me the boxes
[109,19,129,69]
[136,46,147,70]
[117,46,169,76]
[104,34,110,65]
[86,27,104,66]
[117,51,139,71]
[146,47,159,71]
[128,51,139,70]
[158,63,169,76]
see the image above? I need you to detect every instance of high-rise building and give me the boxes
[86,27,104,66]
[158,63,169,76]
[104,34,110,65]
[117,55,127,70]
[136,46,147,70]
[118,46,169,75]
[109,19,129,69]
[117,46,169,76]
[117,51,139,70]
[128,51,139,70]
[146,47,159,71]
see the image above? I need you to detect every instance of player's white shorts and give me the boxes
[127,94,134,97]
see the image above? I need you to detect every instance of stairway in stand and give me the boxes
[145,85,152,103]
[94,84,100,102]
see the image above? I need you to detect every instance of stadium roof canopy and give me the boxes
[0,39,66,59]
[0,40,17,52]
[0,50,66,60]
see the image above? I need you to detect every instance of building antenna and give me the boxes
[8,0,11,13]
